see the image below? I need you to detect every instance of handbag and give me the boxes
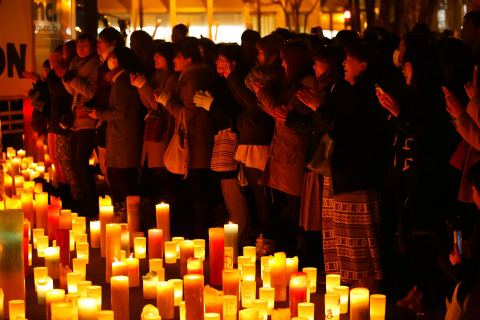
[306,133,334,176]
[143,109,163,142]
[164,108,189,179]
[211,128,239,172]
[449,139,470,171]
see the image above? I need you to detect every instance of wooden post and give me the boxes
[207,0,213,39]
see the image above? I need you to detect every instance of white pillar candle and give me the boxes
[86,286,102,311]
[224,247,234,269]
[155,203,170,241]
[259,287,275,315]
[260,256,270,280]
[28,244,32,266]
[263,269,271,288]
[325,293,340,320]
[8,300,25,320]
[149,259,163,272]
[241,281,256,308]
[76,243,89,264]
[193,239,206,261]
[242,264,256,282]
[134,237,147,259]
[89,221,100,248]
[143,271,159,299]
[77,297,98,320]
[285,257,298,284]
[223,295,237,320]
[46,289,66,320]
[65,293,80,320]
[252,299,268,320]
[325,274,341,293]
[164,241,177,264]
[111,276,129,320]
[34,267,49,291]
[69,230,75,251]
[76,217,86,234]
[72,258,87,281]
[243,246,256,264]
[302,268,317,293]
[237,256,250,275]
[37,236,49,257]
[33,228,44,249]
[350,288,369,320]
[76,281,92,298]
[45,247,60,280]
[333,286,349,314]
[180,301,186,320]
[239,308,258,320]
[224,223,238,264]
[370,294,386,320]
[157,281,174,319]
[97,310,114,320]
[99,206,114,258]
[67,272,82,293]
[168,279,183,306]
[36,276,53,305]
[298,302,314,320]
[51,301,73,320]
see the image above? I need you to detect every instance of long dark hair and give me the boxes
[256,33,285,68]
[344,41,379,84]
[280,41,313,83]
[174,41,202,64]
[314,46,345,83]
[154,42,176,71]
[403,46,441,91]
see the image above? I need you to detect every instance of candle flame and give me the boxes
[114,257,118,262]
[229,221,233,224]
[129,254,133,259]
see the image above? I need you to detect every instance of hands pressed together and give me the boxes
[297,88,324,111]
[193,90,215,111]
[130,73,147,88]
[154,89,171,106]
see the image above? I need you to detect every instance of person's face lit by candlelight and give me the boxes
[216,55,229,76]
[154,53,168,70]
[77,39,94,59]
[313,60,330,79]
[343,55,366,85]
[402,62,413,86]
[173,53,192,72]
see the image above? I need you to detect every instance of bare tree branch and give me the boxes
[303,0,320,31]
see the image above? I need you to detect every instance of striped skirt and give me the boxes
[322,176,383,282]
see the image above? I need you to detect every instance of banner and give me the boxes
[0,0,36,100]
[34,0,74,39]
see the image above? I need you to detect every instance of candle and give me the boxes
[333,286,349,314]
[99,195,112,207]
[370,294,386,320]
[224,247,234,269]
[31,171,40,181]
[37,276,54,304]
[143,271,159,299]
[76,216,86,233]
[97,310,114,320]
[59,212,72,230]
[209,228,224,285]
[172,237,184,259]
[120,223,130,257]
[34,267,49,291]
[350,288,369,320]
[223,295,237,320]
[33,228,44,249]
[37,235,49,257]
[326,274,340,293]
[74,233,87,246]
[325,293,340,320]
[6,147,15,159]
[51,301,73,320]
[148,229,163,259]
[57,229,70,270]
[243,246,256,264]
[76,243,89,264]
[241,281,256,308]
[23,219,28,278]
[157,281,175,319]
[100,206,114,257]
[125,255,140,287]
[17,149,25,158]
[205,285,223,315]
[164,241,177,264]
[23,180,35,193]
[297,302,314,320]
[72,221,83,239]
[223,269,240,310]
[260,257,270,280]
[193,239,206,260]
[263,269,271,287]
[289,272,308,317]
[121,250,126,261]
[48,205,60,240]
[179,240,194,278]
[286,257,298,284]
[270,253,287,301]
[242,264,256,281]
[29,244,33,266]
[141,305,160,320]
[237,256,250,275]
[224,223,238,264]
[205,314,220,320]
[11,158,21,177]
[111,276,129,320]
[106,224,121,282]
[4,173,12,198]
[127,196,141,246]
[73,258,87,281]
[112,259,128,277]
[180,301,186,320]
[187,257,203,275]
[36,165,45,178]
[65,293,80,320]
[184,275,204,320]
[155,267,165,281]
[67,272,82,293]
[239,308,258,320]
[134,237,147,259]
[156,203,170,241]
[259,287,274,315]
[45,247,61,279]
[168,279,183,306]
[8,300,25,320]
[77,297,98,320]
[302,268,317,293]
[271,309,290,320]
[89,221,100,248]
[86,286,102,311]
[46,289,66,320]
[21,192,34,225]
[36,192,48,230]
[77,281,92,297]
[149,258,163,272]
[252,299,268,320]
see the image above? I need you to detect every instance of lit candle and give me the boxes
[11,158,21,177]
[65,293,80,320]
[37,235,49,257]
[99,195,112,207]
[157,281,175,319]
[302,267,317,293]
[89,221,100,248]
[8,300,25,320]
[69,230,75,251]
[237,256,250,275]
[28,244,33,266]
[271,308,290,320]
[252,299,268,320]
[326,274,341,293]
[4,173,12,198]
[164,241,177,264]
[156,203,170,241]
[370,294,386,320]
[223,295,237,320]
[127,196,141,246]
[209,228,224,285]
[77,297,98,320]
[193,239,206,260]
[260,256,270,280]
[179,240,194,278]
[17,149,25,158]
[205,313,220,320]
[97,310,114,320]
[168,279,183,306]
[121,250,126,261]
[120,223,130,257]
[36,166,45,178]
[125,255,140,287]
[184,275,204,320]
[224,247,234,269]
[31,171,40,181]
[141,305,160,320]
[67,272,82,293]
[148,229,163,259]
[100,206,114,258]
[34,267,49,292]
[298,302,314,320]
[33,228,44,249]
[86,285,102,311]
[36,192,48,230]
[187,257,203,275]
[205,285,223,315]
[23,180,35,193]
[242,264,256,281]
[289,272,308,317]
[180,301,186,320]
[72,221,83,239]
[259,287,274,315]
[172,237,184,259]
[239,308,259,320]
[270,252,287,302]
[76,216,86,233]
[222,269,240,310]
[57,229,70,270]
[263,269,271,287]
[76,242,89,264]
[77,281,92,297]
[106,224,121,282]
[37,276,54,305]
[143,271,159,299]
[243,246,256,264]
[73,258,87,281]
[48,205,61,240]
[325,293,340,320]
[112,259,128,277]
[51,301,73,320]
[21,192,34,225]
[134,237,147,259]
[111,276,129,320]
[350,288,369,320]
[286,257,298,284]
[74,233,87,246]
[149,258,163,272]
[45,247,61,279]
[333,286,349,314]
[241,281,256,308]
[224,222,238,264]
[46,289,66,320]
[59,212,72,230]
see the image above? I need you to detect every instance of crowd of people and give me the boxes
[22,13,480,317]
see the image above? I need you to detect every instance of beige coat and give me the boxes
[453,95,480,202]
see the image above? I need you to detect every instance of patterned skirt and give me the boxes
[322,175,382,281]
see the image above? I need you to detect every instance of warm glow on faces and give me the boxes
[343,55,366,85]
[97,37,114,55]
[215,55,229,75]
[77,39,94,58]
[258,49,265,66]
[281,60,288,74]
[154,53,168,70]
[402,62,413,86]
[173,53,191,72]
[314,60,330,79]
[111,54,119,69]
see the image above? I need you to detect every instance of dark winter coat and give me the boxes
[46,70,73,137]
